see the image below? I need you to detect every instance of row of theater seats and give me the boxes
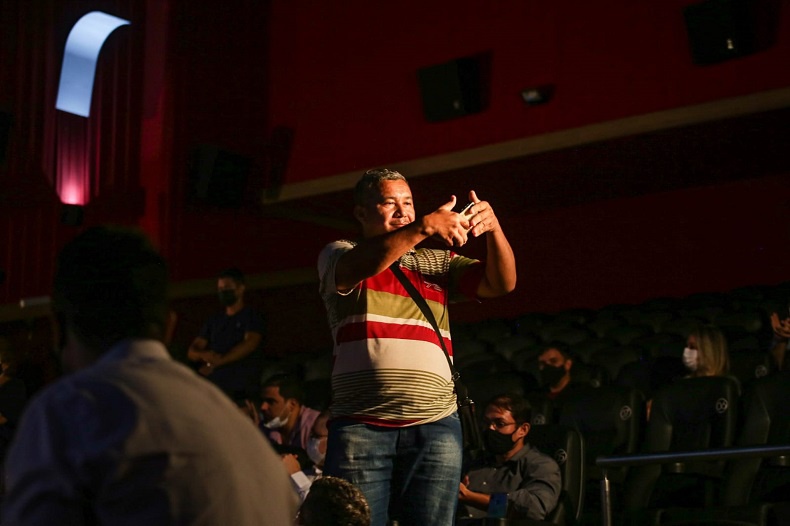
[450,282,789,401]
[446,284,789,524]
[265,282,788,410]
[261,282,789,525]
[466,372,789,526]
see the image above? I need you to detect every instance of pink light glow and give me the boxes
[59,180,85,205]
[57,161,89,205]
[56,118,90,205]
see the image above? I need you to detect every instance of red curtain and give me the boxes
[0,0,149,303]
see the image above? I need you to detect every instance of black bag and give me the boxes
[455,379,486,462]
[390,263,486,461]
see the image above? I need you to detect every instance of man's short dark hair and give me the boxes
[298,476,371,526]
[486,393,533,426]
[262,373,305,404]
[540,341,573,361]
[53,225,168,353]
[218,267,245,285]
[353,168,406,206]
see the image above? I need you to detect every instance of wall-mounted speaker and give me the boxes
[60,204,84,226]
[188,145,251,208]
[684,0,758,65]
[417,56,483,122]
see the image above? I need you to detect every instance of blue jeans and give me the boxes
[324,413,463,526]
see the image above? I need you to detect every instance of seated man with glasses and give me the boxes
[458,393,561,521]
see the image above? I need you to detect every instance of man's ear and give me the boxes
[516,422,530,441]
[353,204,366,224]
[564,358,573,372]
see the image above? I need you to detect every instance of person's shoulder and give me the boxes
[318,239,356,268]
[16,369,132,428]
[523,443,560,470]
[321,239,356,253]
[302,405,322,421]
[238,305,263,319]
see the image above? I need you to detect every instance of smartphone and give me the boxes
[458,202,475,218]
[487,492,508,518]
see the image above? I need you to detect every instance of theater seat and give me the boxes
[559,385,644,483]
[559,385,645,521]
[464,371,533,409]
[723,370,790,508]
[650,371,790,526]
[623,376,740,512]
[727,351,775,388]
[527,424,585,526]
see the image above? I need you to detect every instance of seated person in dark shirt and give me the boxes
[538,342,575,399]
[458,393,561,521]
[533,342,589,423]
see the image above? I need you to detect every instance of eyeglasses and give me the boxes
[485,419,517,430]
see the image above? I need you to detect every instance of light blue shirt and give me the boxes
[2,339,297,526]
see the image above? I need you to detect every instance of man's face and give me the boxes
[260,386,291,423]
[355,179,415,238]
[217,277,242,301]
[483,405,529,445]
[538,348,571,372]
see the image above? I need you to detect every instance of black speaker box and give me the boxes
[188,145,251,208]
[684,0,757,65]
[418,57,483,122]
[60,204,84,226]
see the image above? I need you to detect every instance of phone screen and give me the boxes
[487,492,508,518]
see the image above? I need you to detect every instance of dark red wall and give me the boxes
[2,1,790,357]
[264,1,790,183]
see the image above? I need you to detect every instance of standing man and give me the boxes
[187,267,264,400]
[2,226,296,525]
[317,168,517,526]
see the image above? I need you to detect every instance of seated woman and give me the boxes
[682,324,730,378]
[647,324,730,419]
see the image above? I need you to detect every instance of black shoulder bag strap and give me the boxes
[389,260,485,459]
[388,262,469,401]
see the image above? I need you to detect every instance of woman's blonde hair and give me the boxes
[691,324,730,377]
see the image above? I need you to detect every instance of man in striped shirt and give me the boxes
[318,168,516,526]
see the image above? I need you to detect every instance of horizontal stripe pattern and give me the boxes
[318,241,482,427]
[331,368,457,426]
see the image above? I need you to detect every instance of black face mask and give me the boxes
[218,289,237,307]
[540,364,566,387]
[484,428,518,455]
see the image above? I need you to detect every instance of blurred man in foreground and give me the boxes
[2,226,296,525]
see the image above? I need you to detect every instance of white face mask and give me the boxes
[683,347,699,371]
[306,437,326,466]
[263,407,290,430]
[263,415,287,429]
